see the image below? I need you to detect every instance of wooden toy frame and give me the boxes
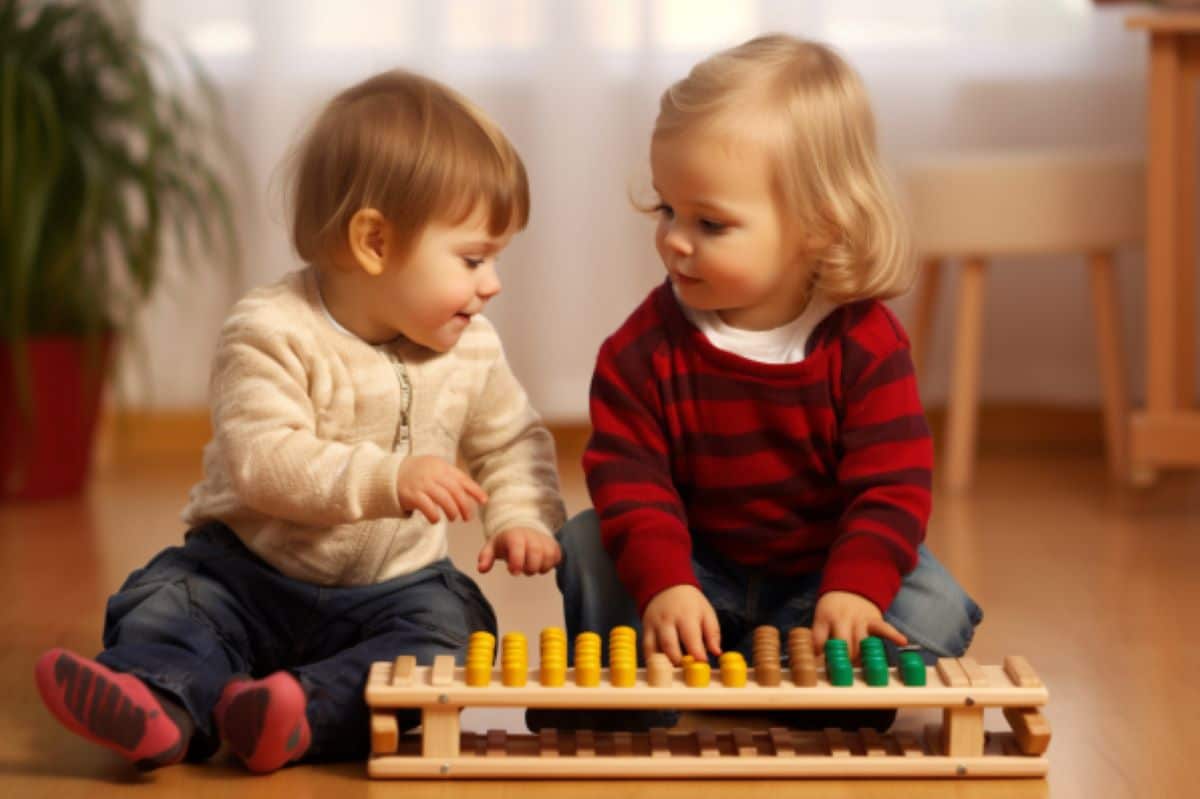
[364,654,1050,779]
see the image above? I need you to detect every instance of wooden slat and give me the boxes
[768,727,795,757]
[430,654,455,686]
[391,655,416,686]
[421,707,461,758]
[650,728,671,758]
[936,658,970,687]
[943,707,985,758]
[1003,655,1043,688]
[366,663,1046,709]
[959,657,989,687]
[538,728,559,757]
[1003,707,1052,755]
[486,729,507,757]
[825,727,851,757]
[367,661,390,688]
[860,727,887,757]
[697,729,719,758]
[924,724,943,756]
[733,728,757,757]
[896,730,924,757]
[370,712,398,755]
[613,731,633,757]
[576,730,595,757]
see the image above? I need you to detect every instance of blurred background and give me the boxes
[125,0,1156,421]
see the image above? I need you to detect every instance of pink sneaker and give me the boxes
[214,671,311,773]
[34,648,187,770]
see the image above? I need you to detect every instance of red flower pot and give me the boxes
[0,335,112,501]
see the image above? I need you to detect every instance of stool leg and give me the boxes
[945,257,987,492]
[1088,251,1131,482]
[910,257,943,379]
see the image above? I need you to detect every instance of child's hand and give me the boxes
[395,456,488,524]
[641,585,721,665]
[812,590,908,661]
[477,527,561,575]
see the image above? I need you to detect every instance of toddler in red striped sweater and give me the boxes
[530,34,981,734]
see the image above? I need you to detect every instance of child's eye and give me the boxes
[699,218,726,234]
[653,203,674,220]
[463,257,484,268]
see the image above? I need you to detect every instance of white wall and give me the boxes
[123,1,1191,421]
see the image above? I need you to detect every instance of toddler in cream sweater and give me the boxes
[35,69,565,773]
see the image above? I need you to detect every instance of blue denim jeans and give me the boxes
[557,510,982,667]
[96,522,496,761]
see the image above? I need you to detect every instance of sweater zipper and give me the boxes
[382,348,412,453]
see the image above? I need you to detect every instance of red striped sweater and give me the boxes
[583,283,933,614]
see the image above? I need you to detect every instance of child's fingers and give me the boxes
[811,617,830,656]
[544,537,561,568]
[831,620,856,661]
[427,484,460,521]
[701,605,722,656]
[679,618,707,662]
[456,471,489,505]
[523,545,543,575]
[414,494,441,525]
[655,624,683,665]
[642,628,658,665]
[442,478,475,521]
[476,540,495,573]
[504,535,526,575]
[868,618,908,647]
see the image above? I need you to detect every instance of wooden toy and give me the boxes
[364,627,1050,779]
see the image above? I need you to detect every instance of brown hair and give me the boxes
[288,70,529,267]
[653,34,913,302]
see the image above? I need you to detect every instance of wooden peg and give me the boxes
[768,727,795,757]
[391,655,416,686]
[430,654,455,686]
[370,712,398,755]
[895,730,924,757]
[860,727,887,757]
[825,727,851,757]
[1003,655,1043,688]
[486,729,507,757]
[697,729,719,758]
[936,657,969,687]
[958,656,989,686]
[576,729,595,757]
[1003,707,1052,755]
[733,728,757,757]
[539,728,559,757]
[650,727,671,758]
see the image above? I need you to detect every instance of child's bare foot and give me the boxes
[34,648,188,770]
[214,671,310,773]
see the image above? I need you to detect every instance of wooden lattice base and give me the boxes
[365,654,1050,780]
[369,726,1046,778]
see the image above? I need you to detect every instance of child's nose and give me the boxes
[477,263,501,298]
[661,224,693,256]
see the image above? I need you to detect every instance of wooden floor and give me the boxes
[2,432,1197,798]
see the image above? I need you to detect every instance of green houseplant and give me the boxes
[0,0,239,499]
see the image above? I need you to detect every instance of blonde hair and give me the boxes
[289,70,529,268]
[654,34,912,302]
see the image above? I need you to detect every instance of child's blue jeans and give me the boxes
[556,510,982,667]
[95,521,496,761]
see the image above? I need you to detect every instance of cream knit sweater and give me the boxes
[181,268,566,586]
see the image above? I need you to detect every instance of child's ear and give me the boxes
[347,208,389,276]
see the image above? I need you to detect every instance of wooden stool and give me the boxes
[902,151,1143,490]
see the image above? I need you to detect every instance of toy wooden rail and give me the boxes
[365,654,1050,779]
